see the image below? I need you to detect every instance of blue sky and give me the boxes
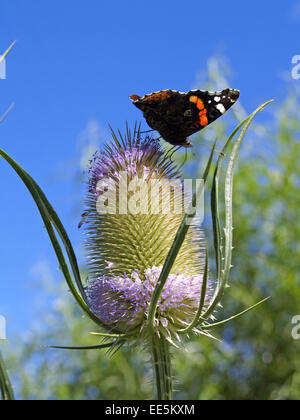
[0,0,299,337]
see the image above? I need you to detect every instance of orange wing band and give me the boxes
[190,96,208,127]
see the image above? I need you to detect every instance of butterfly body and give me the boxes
[130,88,240,147]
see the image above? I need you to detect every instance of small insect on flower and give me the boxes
[129,89,240,148]
[82,126,211,343]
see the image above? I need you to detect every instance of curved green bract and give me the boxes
[201,297,270,330]
[44,343,115,351]
[203,100,273,320]
[147,140,217,333]
[0,147,107,329]
[178,245,209,334]
[0,351,15,400]
[148,100,273,336]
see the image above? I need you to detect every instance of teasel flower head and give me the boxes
[83,126,211,345]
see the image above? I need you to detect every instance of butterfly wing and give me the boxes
[130,90,193,146]
[187,89,240,135]
[130,88,240,147]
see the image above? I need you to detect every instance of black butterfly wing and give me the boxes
[186,89,240,136]
[130,88,240,147]
[130,91,192,146]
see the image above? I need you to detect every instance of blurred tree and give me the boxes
[4,61,300,400]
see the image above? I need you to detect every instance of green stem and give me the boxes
[0,351,15,401]
[151,337,172,400]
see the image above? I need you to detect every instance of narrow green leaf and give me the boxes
[211,116,253,291]
[202,100,274,320]
[0,147,107,329]
[28,175,85,299]
[201,297,270,330]
[89,332,127,338]
[148,140,217,333]
[0,351,15,401]
[178,245,209,334]
[43,343,115,351]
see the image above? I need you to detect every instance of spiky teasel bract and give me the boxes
[83,126,211,343]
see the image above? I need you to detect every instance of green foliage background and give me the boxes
[2,61,300,400]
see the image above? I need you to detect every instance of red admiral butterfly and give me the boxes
[130,89,240,147]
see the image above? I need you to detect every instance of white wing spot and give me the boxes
[214,96,221,103]
[216,104,226,114]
